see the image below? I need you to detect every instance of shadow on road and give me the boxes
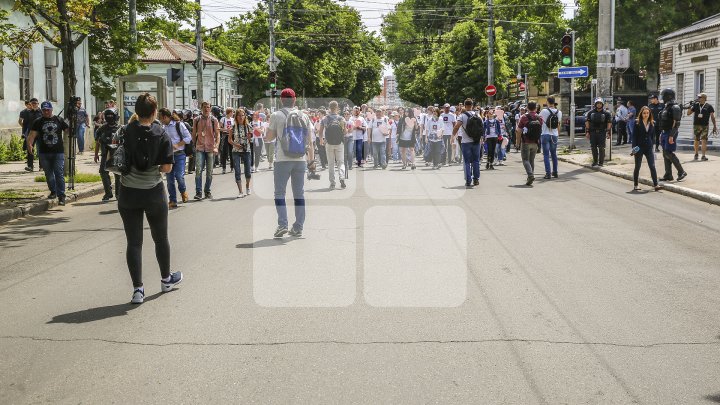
[73,201,112,207]
[47,292,164,324]
[0,214,70,247]
[236,238,297,249]
[98,210,119,215]
[704,393,720,403]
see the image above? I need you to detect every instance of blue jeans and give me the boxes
[354,139,364,166]
[627,120,635,144]
[496,142,506,161]
[232,151,252,181]
[39,153,65,197]
[372,141,387,167]
[75,123,86,152]
[391,139,399,161]
[461,143,480,184]
[274,161,306,231]
[166,153,186,203]
[194,151,214,194]
[430,141,444,166]
[541,134,558,175]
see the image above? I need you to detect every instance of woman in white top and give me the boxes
[251,111,265,172]
[424,109,444,169]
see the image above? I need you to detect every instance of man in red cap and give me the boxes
[265,88,315,238]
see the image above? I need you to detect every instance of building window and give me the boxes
[45,67,56,101]
[19,52,31,101]
[694,70,705,97]
[676,73,684,105]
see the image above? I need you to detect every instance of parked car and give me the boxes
[564,107,589,135]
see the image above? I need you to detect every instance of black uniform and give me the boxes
[585,108,612,165]
[659,102,685,180]
[95,123,121,198]
[648,102,664,151]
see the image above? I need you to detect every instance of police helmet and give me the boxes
[594,97,604,108]
[660,88,676,103]
[103,108,118,124]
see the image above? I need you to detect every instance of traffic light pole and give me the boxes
[487,0,494,105]
[268,0,277,111]
[195,0,203,105]
[569,30,576,150]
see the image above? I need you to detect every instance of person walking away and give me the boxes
[658,88,687,182]
[192,101,220,200]
[626,101,637,144]
[314,110,329,170]
[454,98,482,187]
[397,108,417,170]
[230,109,253,197]
[687,92,717,161]
[19,98,41,172]
[425,108,444,169]
[631,106,661,191]
[585,98,612,167]
[116,93,181,304]
[648,94,664,152]
[219,107,234,174]
[484,112,501,170]
[158,108,192,208]
[319,100,347,190]
[370,109,389,169]
[266,88,315,238]
[27,101,69,205]
[615,100,629,145]
[94,108,121,201]
[184,110,195,174]
[539,97,562,178]
[516,102,543,186]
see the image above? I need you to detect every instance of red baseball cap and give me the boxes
[280,88,296,99]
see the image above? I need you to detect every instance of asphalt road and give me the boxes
[1,152,720,404]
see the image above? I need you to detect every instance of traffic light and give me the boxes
[561,34,573,66]
[269,71,277,88]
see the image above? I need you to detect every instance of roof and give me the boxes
[658,14,720,41]
[141,38,231,66]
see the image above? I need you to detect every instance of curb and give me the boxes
[557,155,720,207]
[0,184,106,225]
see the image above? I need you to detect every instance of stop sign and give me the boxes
[485,85,497,97]
[518,82,526,91]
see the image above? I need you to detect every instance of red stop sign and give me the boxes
[485,85,497,97]
[518,82,526,91]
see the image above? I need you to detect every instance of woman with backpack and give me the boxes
[117,93,182,304]
[631,106,661,191]
[230,108,253,197]
[397,108,417,170]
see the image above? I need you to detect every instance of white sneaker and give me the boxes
[131,288,144,304]
[246,188,252,196]
[237,193,244,199]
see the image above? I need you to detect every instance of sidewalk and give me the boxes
[556,137,720,205]
[0,153,105,223]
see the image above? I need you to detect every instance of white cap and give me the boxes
[443,103,451,108]
[449,106,456,112]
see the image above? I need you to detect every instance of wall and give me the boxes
[659,27,720,140]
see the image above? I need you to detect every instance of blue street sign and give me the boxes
[558,66,589,79]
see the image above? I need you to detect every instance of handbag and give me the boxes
[105,127,131,175]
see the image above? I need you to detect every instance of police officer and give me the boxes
[648,94,664,152]
[658,88,687,182]
[94,109,121,201]
[585,97,612,167]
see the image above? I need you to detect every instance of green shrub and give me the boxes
[35,173,101,183]
[0,140,8,163]
[8,134,25,161]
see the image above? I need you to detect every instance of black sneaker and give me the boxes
[694,153,699,160]
[58,197,66,206]
[329,184,336,190]
[101,194,113,202]
[591,163,598,167]
[288,227,302,237]
[701,156,708,161]
[340,179,346,189]
[204,192,213,199]
[473,179,479,186]
[552,172,558,178]
[194,192,203,200]
[47,193,57,199]
[526,176,535,186]
[677,172,687,181]
[543,174,551,179]
[274,226,288,238]
[465,182,472,188]
[24,166,33,172]
[661,176,674,182]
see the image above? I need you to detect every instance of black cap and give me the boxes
[649,94,658,99]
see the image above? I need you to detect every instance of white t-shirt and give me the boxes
[390,120,397,139]
[457,112,475,144]
[425,117,442,142]
[350,115,366,140]
[370,117,388,143]
[486,119,498,138]
[539,107,562,136]
[220,116,234,134]
[440,113,456,135]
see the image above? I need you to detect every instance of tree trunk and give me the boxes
[60,28,78,175]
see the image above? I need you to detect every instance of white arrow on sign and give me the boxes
[266,55,281,66]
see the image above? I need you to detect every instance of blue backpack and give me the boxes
[279,109,308,157]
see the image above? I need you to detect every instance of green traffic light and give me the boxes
[562,56,572,66]
[270,83,276,88]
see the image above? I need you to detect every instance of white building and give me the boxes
[138,39,240,111]
[658,14,720,139]
[0,0,93,141]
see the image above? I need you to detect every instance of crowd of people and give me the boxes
[17,85,715,304]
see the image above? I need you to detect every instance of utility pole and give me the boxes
[195,0,204,105]
[487,0,494,105]
[569,30,576,150]
[129,0,137,61]
[268,0,277,111]
[597,0,614,158]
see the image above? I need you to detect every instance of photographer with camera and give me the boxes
[686,93,717,161]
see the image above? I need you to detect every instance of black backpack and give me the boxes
[546,108,559,129]
[525,114,542,142]
[464,112,484,143]
[324,115,344,145]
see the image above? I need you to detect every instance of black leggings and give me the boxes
[633,146,658,186]
[485,137,498,165]
[118,183,171,288]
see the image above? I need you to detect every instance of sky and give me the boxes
[199,0,578,76]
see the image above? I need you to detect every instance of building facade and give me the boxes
[0,0,93,141]
[138,39,240,111]
[659,14,720,139]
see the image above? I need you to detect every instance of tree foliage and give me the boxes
[383,0,566,105]
[572,0,720,83]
